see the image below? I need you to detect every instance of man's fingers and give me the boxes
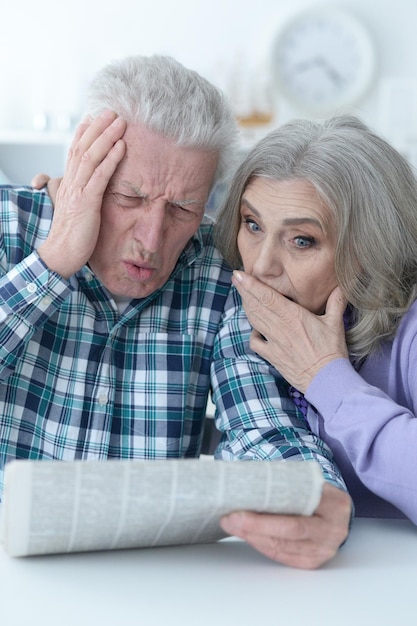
[239,532,337,570]
[68,111,115,160]
[83,138,126,195]
[221,509,311,542]
[220,484,352,569]
[65,111,126,187]
[220,511,337,569]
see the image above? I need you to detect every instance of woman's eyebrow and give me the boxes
[241,197,325,231]
[241,197,260,215]
[282,216,325,230]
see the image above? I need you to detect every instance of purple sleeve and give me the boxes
[305,357,417,522]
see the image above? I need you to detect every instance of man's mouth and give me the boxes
[123,261,156,282]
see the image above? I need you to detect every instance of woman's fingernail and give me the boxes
[233,270,243,282]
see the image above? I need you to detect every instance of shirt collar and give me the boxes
[176,224,204,270]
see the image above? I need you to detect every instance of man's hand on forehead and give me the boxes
[37,111,127,278]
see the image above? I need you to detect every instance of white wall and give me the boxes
[1,0,417,149]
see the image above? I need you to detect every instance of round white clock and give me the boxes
[271,7,377,115]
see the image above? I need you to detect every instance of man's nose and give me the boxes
[132,202,167,253]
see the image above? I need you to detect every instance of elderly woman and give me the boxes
[215,114,417,524]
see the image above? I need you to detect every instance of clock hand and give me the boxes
[293,56,345,86]
[293,57,323,73]
[315,57,344,85]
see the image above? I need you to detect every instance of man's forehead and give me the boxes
[110,149,215,201]
[116,122,218,196]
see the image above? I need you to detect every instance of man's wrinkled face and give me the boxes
[89,122,218,298]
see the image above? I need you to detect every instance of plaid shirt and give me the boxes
[0,186,345,499]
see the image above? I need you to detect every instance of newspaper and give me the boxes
[1,458,324,558]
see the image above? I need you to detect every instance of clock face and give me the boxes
[271,8,376,114]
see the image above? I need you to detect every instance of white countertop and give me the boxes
[1,517,416,626]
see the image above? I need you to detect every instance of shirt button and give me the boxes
[41,295,52,306]
[26,282,37,294]
[84,271,93,282]
[98,393,108,405]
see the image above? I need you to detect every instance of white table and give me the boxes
[1,517,416,626]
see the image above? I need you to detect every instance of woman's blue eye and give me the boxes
[243,218,260,233]
[294,236,314,248]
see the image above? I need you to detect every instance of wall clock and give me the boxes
[271,7,377,115]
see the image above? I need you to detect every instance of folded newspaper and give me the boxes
[1,458,324,557]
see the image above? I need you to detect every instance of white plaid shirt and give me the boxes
[0,186,346,499]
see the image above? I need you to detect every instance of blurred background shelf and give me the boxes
[0,131,71,184]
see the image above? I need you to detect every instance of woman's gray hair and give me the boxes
[87,54,238,187]
[214,114,417,361]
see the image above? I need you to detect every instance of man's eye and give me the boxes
[114,194,145,208]
[168,203,201,221]
[169,203,188,212]
[125,197,141,205]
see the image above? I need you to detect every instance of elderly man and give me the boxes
[0,54,351,568]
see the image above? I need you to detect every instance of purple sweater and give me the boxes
[305,300,417,523]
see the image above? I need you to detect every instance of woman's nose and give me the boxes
[252,243,284,278]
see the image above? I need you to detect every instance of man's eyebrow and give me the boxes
[121,182,203,206]
[121,182,147,197]
[170,199,203,207]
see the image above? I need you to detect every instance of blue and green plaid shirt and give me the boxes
[0,186,345,499]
